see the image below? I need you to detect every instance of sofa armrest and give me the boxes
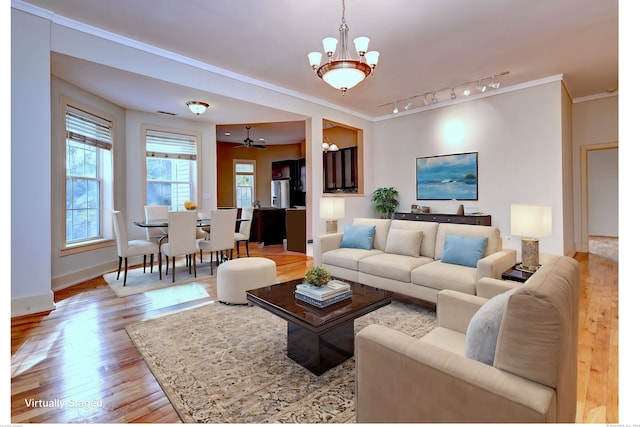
[477,248,517,280]
[477,277,520,299]
[356,324,556,423]
[436,289,487,333]
[312,232,343,266]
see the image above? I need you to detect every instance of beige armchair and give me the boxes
[355,255,580,423]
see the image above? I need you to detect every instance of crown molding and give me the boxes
[573,91,618,104]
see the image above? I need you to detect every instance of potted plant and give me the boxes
[304,266,332,288]
[372,187,399,219]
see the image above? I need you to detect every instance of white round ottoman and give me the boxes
[216,257,277,304]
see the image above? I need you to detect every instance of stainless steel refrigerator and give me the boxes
[271,179,290,208]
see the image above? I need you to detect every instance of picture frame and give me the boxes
[416,152,478,200]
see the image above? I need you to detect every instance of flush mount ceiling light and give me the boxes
[307,0,379,95]
[186,101,209,116]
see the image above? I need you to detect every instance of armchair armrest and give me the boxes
[312,232,343,266]
[477,249,517,281]
[436,289,487,333]
[356,324,556,423]
[477,277,520,299]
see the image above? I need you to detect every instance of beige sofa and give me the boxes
[313,217,516,303]
[355,255,580,423]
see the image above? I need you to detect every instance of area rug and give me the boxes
[104,258,216,297]
[126,300,437,423]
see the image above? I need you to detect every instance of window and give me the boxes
[65,105,113,245]
[234,160,256,208]
[146,129,198,210]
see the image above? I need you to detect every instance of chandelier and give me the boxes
[307,0,379,95]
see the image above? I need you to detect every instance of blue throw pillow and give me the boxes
[340,225,375,250]
[441,234,488,267]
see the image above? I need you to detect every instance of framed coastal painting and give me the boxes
[416,152,478,200]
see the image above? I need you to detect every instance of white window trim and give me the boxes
[142,124,202,208]
[59,97,116,256]
[233,159,257,208]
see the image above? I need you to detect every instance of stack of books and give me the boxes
[295,280,352,308]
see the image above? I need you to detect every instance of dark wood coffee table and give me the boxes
[246,278,392,375]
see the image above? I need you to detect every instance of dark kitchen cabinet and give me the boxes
[324,146,357,193]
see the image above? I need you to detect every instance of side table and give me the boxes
[501,264,535,283]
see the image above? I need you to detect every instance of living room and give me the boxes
[9,0,625,423]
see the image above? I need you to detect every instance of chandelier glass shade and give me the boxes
[308,0,379,95]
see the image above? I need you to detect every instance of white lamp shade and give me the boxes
[308,51,322,67]
[353,36,370,54]
[322,37,338,55]
[364,50,379,67]
[319,198,345,220]
[511,205,552,238]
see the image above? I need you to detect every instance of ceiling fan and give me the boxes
[235,126,267,149]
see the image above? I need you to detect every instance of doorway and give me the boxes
[580,142,618,259]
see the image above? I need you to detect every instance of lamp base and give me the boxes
[521,238,540,272]
[325,220,338,234]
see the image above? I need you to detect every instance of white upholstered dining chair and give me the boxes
[234,207,254,257]
[160,211,198,282]
[144,205,169,243]
[112,211,158,286]
[199,209,238,274]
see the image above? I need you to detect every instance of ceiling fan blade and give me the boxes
[253,144,267,149]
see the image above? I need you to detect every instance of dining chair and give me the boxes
[234,207,254,257]
[160,211,198,282]
[112,211,158,286]
[199,209,238,274]
[144,205,169,244]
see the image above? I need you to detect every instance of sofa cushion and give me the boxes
[353,218,392,251]
[341,225,375,250]
[385,228,423,257]
[441,234,488,267]
[434,223,501,260]
[465,289,515,365]
[411,261,476,295]
[359,253,432,283]
[389,220,439,258]
[322,248,383,271]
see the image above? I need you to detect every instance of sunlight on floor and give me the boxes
[143,283,212,310]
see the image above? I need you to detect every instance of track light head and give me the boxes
[392,102,398,114]
[431,93,438,103]
[463,88,471,96]
[450,88,456,100]
[489,77,500,89]
[403,102,411,111]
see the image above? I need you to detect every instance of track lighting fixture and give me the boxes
[377,71,509,113]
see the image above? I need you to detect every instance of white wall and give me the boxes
[11,9,55,316]
[572,96,619,249]
[588,148,618,236]
[372,81,568,258]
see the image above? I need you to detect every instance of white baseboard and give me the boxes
[51,260,120,292]
[11,292,56,317]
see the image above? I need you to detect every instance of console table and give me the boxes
[392,212,491,226]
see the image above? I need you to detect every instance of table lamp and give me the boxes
[319,197,345,234]
[510,204,552,272]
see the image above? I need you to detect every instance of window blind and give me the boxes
[66,106,113,150]
[146,129,197,160]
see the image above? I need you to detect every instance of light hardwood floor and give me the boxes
[10,243,618,423]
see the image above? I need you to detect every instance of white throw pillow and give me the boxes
[385,228,423,257]
[465,289,516,365]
